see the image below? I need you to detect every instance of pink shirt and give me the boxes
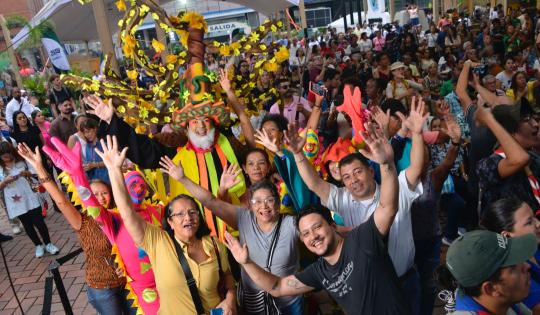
[373,37,386,51]
[269,96,312,128]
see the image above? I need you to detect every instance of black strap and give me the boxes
[169,231,205,315]
[266,215,283,271]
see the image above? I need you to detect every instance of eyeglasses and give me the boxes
[169,209,199,219]
[250,197,277,206]
[521,115,540,123]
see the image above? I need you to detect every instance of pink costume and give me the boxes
[44,139,163,315]
[40,121,52,147]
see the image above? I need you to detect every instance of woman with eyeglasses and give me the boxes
[159,153,304,315]
[69,136,237,315]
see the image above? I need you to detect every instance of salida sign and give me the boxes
[206,22,250,38]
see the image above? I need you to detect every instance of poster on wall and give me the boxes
[368,0,386,14]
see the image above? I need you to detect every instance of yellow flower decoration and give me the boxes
[164,116,171,123]
[118,19,124,27]
[166,54,178,63]
[151,117,159,124]
[175,29,189,47]
[115,0,126,11]
[259,44,267,51]
[275,46,289,63]
[127,69,138,80]
[213,41,221,48]
[166,63,174,70]
[139,108,149,119]
[264,62,278,73]
[219,45,231,56]
[249,32,260,43]
[135,125,147,134]
[259,25,265,32]
[122,34,136,57]
[117,106,126,113]
[180,12,207,31]
[271,24,277,33]
[277,21,283,27]
[151,39,165,53]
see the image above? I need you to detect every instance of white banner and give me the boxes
[41,37,70,71]
[367,0,385,14]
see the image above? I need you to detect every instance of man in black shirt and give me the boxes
[47,74,72,118]
[224,122,411,314]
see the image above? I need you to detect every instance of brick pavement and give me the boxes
[0,210,96,315]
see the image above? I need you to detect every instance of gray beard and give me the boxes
[188,128,216,150]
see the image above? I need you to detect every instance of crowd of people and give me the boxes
[4,2,540,315]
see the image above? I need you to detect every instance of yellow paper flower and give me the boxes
[135,125,147,134]
[175,29,189,47]
[264,61,278,73]
[164,116,171,123]
[259,25,265,32]
[213,41,221,48]
[115,0,126,11]
[271,24,277,33]
[151,117,159,124]
[275,46,289,63]
[219,45,231,56]
[152,39,165,53]
[230,42,240,51]
[122,34,136,58]
[127,69,138,80]
[139,108,149,119]
[166,54,178,64]
[249,32,260,43]
[259,44,267,51]
[117,106,126,113]
[169,15,180,24]
[180,12,207,31]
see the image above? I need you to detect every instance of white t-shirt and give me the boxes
[358,39,373,52]
[495,71,514,90]
[323,171,423,276]
[0,161,40,219]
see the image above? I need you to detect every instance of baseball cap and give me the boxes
[446,230,536,288]
[343,56,351,62]
[390,61,406,71]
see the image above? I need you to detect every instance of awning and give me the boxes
[12,0,298,48]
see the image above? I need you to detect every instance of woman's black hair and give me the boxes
[510,71,528,93]
[74,114,88,129]
[79,117,99,131]
[163,194,211,239]
[435,264,503,298]
[0,141,23,169]
[261,114,289,132]
[480,197,525,233]
[11,110,34,135]
[30,110,41,123]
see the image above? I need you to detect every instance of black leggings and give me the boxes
[17,207,51,246]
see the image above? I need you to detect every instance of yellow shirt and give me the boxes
[506,81,535,106]
[141,224,231,315]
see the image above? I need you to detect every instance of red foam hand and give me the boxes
[337,86,366,145]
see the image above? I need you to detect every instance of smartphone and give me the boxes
[472,65,487,76]
[210,308,223,315]
[309,81,327,97]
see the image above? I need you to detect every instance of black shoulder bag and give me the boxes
[169,231,205,315]
[237,215,283,315]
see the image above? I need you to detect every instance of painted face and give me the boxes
[302,130,320,162]
[124,171,147,205]
[188,116,212,137]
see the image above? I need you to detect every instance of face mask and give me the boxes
[124,171,147,205]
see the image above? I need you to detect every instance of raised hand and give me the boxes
[17,143,44,170]
[43,137,84,175]
[255,129,279,153]
[284,122,306,155]
[224,231,249,265]
[94,135,128,170]
[220,163,242,191]
[218,68,231,92]
[397,96,428,135]
[159,156,185,181]
[371,106,390,137]
[444,116,462,143]
[84,95,115,124]
[435,100,450,118]
[359,122,394,165]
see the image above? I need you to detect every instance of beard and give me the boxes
[188,127,216,150]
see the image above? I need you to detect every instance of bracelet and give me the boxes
[451,140,461,147]
[38,176,52,184]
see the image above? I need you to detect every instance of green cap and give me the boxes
[446,230,536,287]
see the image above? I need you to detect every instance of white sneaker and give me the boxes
[45,243,59,255]
[12,226,21,235]
[35,245,45,258]
[457,227,467,236]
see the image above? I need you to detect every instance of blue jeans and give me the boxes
[441,193,466,240]
[86,285,136,315]
[400,268,421,315]
[414,236,442,315]
[281,296,304,315]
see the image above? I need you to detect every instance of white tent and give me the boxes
[12,0,298,48]
[328,12,391,33]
